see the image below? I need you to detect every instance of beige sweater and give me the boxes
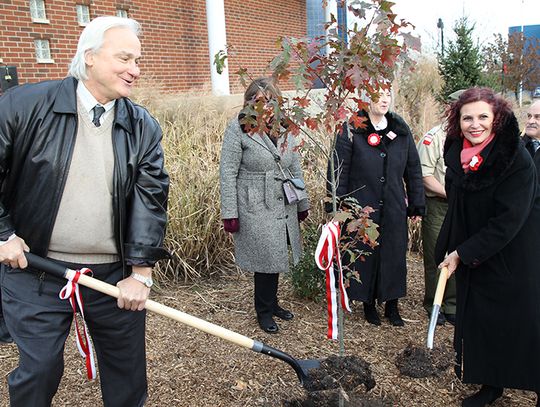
[48,99,119,264]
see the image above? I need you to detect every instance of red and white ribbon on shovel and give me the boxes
[59,267,97,380]
[315,221,351,340]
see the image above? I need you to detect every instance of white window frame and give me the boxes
[116,9,128,18]
[76,4,91,26]
[30,0,49,23]
[34,39,54,63]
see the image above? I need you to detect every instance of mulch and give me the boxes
[0,254,537,406]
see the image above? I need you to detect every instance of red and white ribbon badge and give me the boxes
[315,221,351,340]
[59,268,97,380]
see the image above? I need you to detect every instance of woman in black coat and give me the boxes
[331,89,425,326]
[436,87,540,407]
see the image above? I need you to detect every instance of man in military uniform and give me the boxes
[417,90,464,326]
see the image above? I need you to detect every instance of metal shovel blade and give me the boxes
[426,267,449,349]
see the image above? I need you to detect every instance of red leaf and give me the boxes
[293,96,311,108]
[381,48,397,66]
[349,112,367,129]
[305,117,319,130]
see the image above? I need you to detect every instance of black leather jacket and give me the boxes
[0,77,169,266]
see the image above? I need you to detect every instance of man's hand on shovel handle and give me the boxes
[117,266,152,311]
[439,250,460,277]
[0,235,30,269]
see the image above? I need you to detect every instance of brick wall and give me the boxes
[223,0,307,93]
[0,0,306,94]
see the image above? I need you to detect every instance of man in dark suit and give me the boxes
[524,100,540,174]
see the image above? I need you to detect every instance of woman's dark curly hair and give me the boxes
[444,87,513,140]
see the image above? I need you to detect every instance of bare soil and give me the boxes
[0,254,537,406]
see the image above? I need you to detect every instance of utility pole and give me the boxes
[437,18,444,54]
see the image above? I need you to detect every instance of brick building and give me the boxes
[0,0,310,94]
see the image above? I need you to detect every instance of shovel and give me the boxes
[25,253,319,385]
[426,266,449,349]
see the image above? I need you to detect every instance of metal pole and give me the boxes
[205,0,230,96]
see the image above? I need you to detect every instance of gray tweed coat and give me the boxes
[219,118,309,274]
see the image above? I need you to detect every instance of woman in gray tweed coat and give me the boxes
[219,78,309,334]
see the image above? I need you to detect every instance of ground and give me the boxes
[0,254,537,406]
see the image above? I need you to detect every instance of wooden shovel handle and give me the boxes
[25,253,255,350]
[433,267,449,306]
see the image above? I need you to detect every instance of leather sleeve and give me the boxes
[124,111,170,265]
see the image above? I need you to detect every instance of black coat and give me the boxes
[0,77,169,265]
[332,111,425,302]
[435,115,540,391]
[524,135,540,177]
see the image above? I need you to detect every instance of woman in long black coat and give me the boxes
[436,87,540,407]
[332,89,425,326]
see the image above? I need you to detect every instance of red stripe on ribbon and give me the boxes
[315,221,351,339]
[59,267,97,380]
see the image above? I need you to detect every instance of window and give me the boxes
[76,4,90,25]
[34,39,54,63]
[29,0,48,23]
[116,9,128,18]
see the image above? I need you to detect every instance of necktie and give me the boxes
[532,139,540,153]
[92,105,105,127]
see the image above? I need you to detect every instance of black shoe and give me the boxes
[258,316,279,334]
[363,302,381,326]
[444,313,456,326]
[437,312,446,325]
[427,311,446,326]
[273,306,294,321]
[384,299,404,327]
[462,385,503,407]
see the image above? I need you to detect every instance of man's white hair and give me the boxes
[68,16,141,80]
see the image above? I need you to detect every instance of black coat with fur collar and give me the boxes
[435,114,540,391]
[332,110,425,303]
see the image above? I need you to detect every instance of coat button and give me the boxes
[285,215,289,219]
[278,197,283,201]
[379,177,385,183]
[380,152,386,158]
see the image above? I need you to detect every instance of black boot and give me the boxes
[384,299,404,326]
[363,302,381,326]
[461,385,503,407]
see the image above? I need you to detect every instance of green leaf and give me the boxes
[213,49,228,75]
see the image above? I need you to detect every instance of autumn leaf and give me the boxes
[333,210,353,223]
[305,117,319,131]
[345,64,367,88]
[380,48,397,66]
[293,96,311,108]
[349,112,367,128]
[402,32,422,52]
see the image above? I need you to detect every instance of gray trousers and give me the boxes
[422,197,456,314]
[1,260,148,407]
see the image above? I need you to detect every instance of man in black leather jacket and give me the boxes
[0,16,169,407]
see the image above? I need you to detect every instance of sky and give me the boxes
[390,0,540,53]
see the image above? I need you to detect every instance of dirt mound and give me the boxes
[284,355,391,406]
[305,355,375,392]
[283,389,392,407]
[395,343,454,378]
